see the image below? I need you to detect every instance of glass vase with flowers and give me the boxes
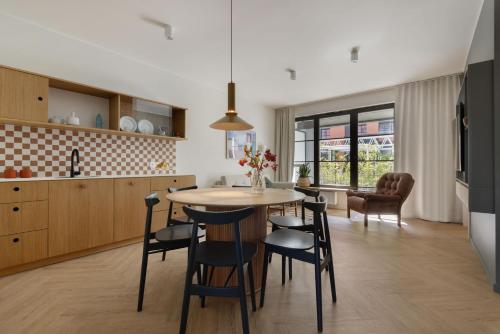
[238,146,278,193]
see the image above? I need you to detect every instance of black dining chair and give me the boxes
[137,193,204,312]
[268,186,321,284]
[167,185,198,226]
[179,206,257,334]
[161,185,200,262]
[260,196,336,332]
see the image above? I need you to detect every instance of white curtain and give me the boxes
[275,107,295,181]
[395,74,461,222]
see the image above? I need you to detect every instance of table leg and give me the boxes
[205,206,267,290]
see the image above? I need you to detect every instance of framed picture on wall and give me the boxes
[226,131,256,159]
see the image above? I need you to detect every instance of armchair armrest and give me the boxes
[346,190,370,198]
[364,194,401,202]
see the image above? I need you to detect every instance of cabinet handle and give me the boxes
[128,181,134,186]
[174,179,177,183]
[12,238,19,243]
[79,184,87,189]
[38,96,43,101]
[13,187,20,192]
[12,207,19,212]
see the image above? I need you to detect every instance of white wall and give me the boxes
[0,13,274,187]
[467,0,494,65]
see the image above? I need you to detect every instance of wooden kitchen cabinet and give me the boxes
[48,179,114,256]
[88,179,114,248]
[0,67,48,122]
[113,178,151,241]
[0,229,48,270]
[0,181,48,204]
[0,201,48,236]
[49,180,90,257]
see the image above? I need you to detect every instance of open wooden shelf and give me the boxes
[0,64,187,140]
[0,118,186,141]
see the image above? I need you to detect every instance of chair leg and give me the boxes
[364,213,368,227]
[327,261,337,303]
[378,213,381,220]
[288,257,293,280]
[281,255,286,285]
[260,246,270,308]
[179,260,195,334]
[314,250,323,332]
[237,261,249,334]
[162,250,166,262]
[137,252,149,312]
[347,207,350,218]
[201,264,208,308]
[247,261,257,312]
[269,225,277,264]
[397,210,401,227]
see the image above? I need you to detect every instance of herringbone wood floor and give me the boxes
[1,211,500,334]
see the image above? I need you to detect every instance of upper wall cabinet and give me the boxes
[0,67,48,122]
[0,65,186,141]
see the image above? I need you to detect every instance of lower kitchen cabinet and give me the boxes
[113,178,151,241]
[48,179,113,256]
[0,229,48,270]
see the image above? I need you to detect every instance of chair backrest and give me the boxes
[143,193,160,243]
[295,186,320,220]
[294,186,320,201]
[183,206,254,226]
[167,185,198,225]
[303,196,331,248]
[375,173,414,202]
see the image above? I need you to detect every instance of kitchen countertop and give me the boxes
[0,174,192,182]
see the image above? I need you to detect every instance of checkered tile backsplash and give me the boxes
[0,124,176,177]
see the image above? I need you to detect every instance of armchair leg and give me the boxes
[397,211,401,227]
[364,214,368,227]
[347,207,351,219]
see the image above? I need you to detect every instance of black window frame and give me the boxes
[295,103,395,189]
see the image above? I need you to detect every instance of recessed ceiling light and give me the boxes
[351,47,360,63]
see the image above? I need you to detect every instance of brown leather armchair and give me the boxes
[346,173,414,227]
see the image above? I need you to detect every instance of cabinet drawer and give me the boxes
[0,182,48,203]
[151,175,196,191]
[0,201,48,236]
[0,229,48,270]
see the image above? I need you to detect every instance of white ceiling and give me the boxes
[0,0,483,108]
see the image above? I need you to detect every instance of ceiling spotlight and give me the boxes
[351,47,359,63]
[164,24,173,40]
[286,68,297,80]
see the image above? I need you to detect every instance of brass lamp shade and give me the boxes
[210,82,253,131]
[210,112,254,130]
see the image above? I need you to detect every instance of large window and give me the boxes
[294,104,394,188]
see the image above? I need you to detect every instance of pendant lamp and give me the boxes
[210,0,253,131]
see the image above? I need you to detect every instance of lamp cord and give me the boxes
[230,0,233,82]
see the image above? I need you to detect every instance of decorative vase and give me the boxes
[251,171,266,193]
[297,176,311,188]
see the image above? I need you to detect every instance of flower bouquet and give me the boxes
[238,146,278,193]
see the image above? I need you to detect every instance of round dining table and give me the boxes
[167,187,305,289]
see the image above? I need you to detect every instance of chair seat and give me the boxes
[269,215,313,229]
[155,224,204,243]
[195,241,257,267]
[262,229,314,250]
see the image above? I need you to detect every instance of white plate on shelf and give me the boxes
[138,119,154,135]
[120,116,137,132]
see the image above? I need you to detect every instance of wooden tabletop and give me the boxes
[166,187,305,207]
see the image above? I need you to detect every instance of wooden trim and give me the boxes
[0,118,187,141]
[0,237,142,277]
